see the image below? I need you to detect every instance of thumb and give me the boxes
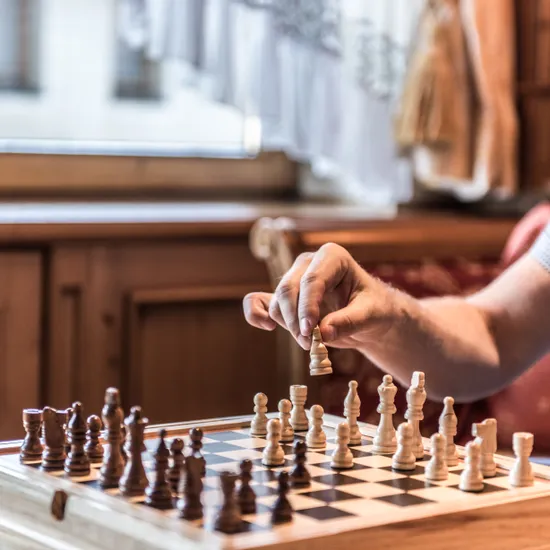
[320,296,373,342]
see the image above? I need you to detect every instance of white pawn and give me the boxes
[344,381,362,445]
[330,422,353,469]
[392,422,416,471]
[438,396,458,467]
[405,371,426,459]
[278,399,294,443]
[472,419,497,478]
[250,393,268,436]
[309,326,332,376]
[509,432,534,488]
[262,419,285,466]
[459,441,484,492]
[373,375,398,454]
[425,433,448,481]
[306,405,326,449]
[290,385,309,431]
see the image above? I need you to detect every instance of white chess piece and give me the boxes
[278,399,294,443]
[438,396,458,467]
[344,381,362,445]
[405,371,426,459]
[250,393,268,436]
[309,326,332,376]
[459,441,484,492]
[472,419,497,478]
[509,432,534,488]
[425,433,448,481]
[262,419,285,466]
[330,422,353,469]
[306,405,326,449]
[290,385,309,431]
[373,375,398,454]
[392,422,416,471]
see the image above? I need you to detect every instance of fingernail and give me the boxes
[324,325,336,342]
[300,318,311,336]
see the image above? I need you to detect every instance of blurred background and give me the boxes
[0,0,549,451]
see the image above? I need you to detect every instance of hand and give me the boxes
[243,243,397,350]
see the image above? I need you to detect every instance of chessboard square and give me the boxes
[410,472,462,487]
[206,431,252,442]
[311,473,367,487]
[409,486,466,503]
[378,476,429,492]
[330,498,398,517]
[291,480,334,494]
[289,452,332,465]
[299,488,363,504]
[225,438,268,450]
[256,493,325,512]
[205,454,240,466]
[349,444,375,453]
[375,492,436,507]
[482,475,512,489]
[207,461,241,474]
[344,468,406,483]
[336,482,403,499]
[252,469,280,483]
[249,484,278,498]
[354,455,394,468]
[202,442,246,453]
[297,505,357,521]
[217,449,264,461]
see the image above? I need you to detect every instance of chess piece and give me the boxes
[119,406,149,497]
[405,371,426,459]
[64,402,91,476]
[438,396,459,467]
[472,419,497,478]
[392,422,416,471]
[306,405,326,449]
[459,441,484,492]
[99,388,125,488]
[290,440,310,488]
[189,428,206,477]
[145,429,173,509]
[215,471,242,534]
[509,432,534,488]
[250,393,268,436]
[41,407,67,471]
[84,414,104,464]
[289,385,308,431]
[167,438,185,495]
[63,407,73,456]
[20,409,43,464]
[330,422,353,469]
[237,459,256,514]
[278,399,294,443]
[263,419,285,466]
[344,380,362,445]
[177,454,203,520]
[425,433,448,481]
[121,425,128,462]
[271,471,293,524]
[309,326,332,376]
[373,375,398,454]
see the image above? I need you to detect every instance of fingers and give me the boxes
[320,294,372,342]
[243,292,277,331]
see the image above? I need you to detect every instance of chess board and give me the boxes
[1,414,550,550]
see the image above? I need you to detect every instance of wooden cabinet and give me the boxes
[0,252,42,439]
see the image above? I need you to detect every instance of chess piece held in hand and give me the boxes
[309,326,332,376]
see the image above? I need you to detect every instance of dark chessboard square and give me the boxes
[205,454,238,466]
[316,462,369,472]
[300,489,362,503]
[297,505,357,521]
[206,431,252,442]
[311,473,366,487]
[251,484,278,497]
[202,442,244,453]
[375,493,435,507]
[252,469,279,483]
[378,477,431,492]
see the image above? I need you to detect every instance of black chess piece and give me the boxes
[189,428,206,477]
[119,406,149,497]
[98,387,125,489]
[64,402,91,476]
[177,454,203,520]
[271,471,293,524]
[214,471,242,534]
[84,414,104,464]
[120,424,128,463]
[20,408,43,464]
[167,438,185,495]
[41,407,67,471]
[237,459,256,514]
[145,429,173,510]
[290,440,311,488]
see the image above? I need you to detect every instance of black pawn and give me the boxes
[189,428,206,477]
[20,408,43,464]
[84,414,104,464]
[237,459,256,514]
[290,440,310,488]
[41,407,67,471]
[145,429,173,510]
[177,454,203,520]
[214,471,242,534]
[272,471,293,524]
[119,406,149,497]
[64,402,91,476]
[167,438,185,495]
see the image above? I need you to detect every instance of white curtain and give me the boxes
[118,0,425,206]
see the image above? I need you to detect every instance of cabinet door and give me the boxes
[0,252,42,439]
